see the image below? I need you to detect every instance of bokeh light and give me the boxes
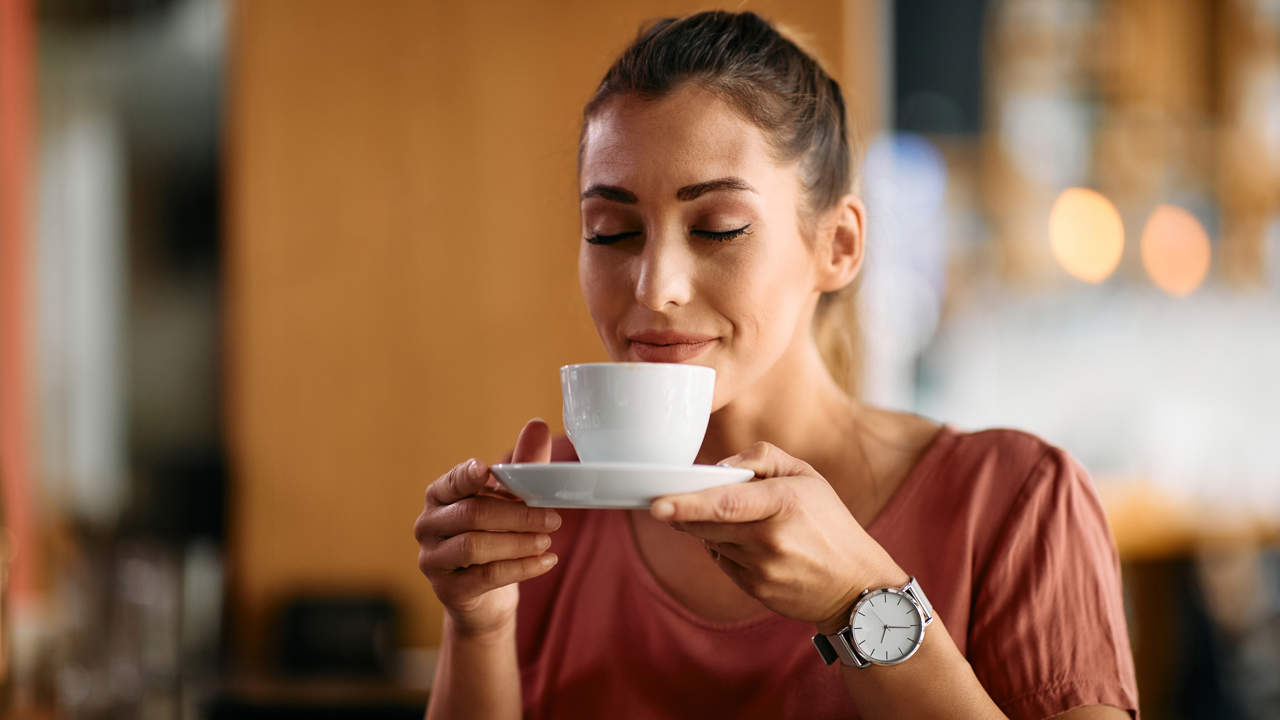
[1140,204,1211,297]
[1049,187,1125,284]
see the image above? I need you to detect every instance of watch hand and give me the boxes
[880,626,887,644]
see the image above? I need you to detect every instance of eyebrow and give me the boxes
[580,176,758,204]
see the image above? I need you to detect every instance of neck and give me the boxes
[696,325,861,476]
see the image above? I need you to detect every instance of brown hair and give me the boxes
[579,10,863,396]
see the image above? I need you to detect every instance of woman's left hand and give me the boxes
[651,441,907,633]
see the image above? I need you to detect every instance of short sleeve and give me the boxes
[967,448,1140,719]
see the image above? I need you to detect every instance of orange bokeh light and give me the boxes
[1140,204,1211,297]
[1048,188,1125,284]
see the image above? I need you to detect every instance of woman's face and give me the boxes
[578,83,826,410]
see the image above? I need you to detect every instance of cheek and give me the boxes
[579,254,604,315]
[579,250,629,326]
[716,248,807,340]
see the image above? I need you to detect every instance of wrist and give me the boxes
[815,564,911,636]
[815,585,861,636]
[445,610,517,645]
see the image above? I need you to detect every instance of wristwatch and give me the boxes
[812,576,934,668]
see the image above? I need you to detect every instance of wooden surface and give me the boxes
[225,0,881,668]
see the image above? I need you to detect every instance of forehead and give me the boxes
[580,84,780,191]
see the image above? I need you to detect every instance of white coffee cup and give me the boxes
[560,362,715,465]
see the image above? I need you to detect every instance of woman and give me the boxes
[413,11,1138,719]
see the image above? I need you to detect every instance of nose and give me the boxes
[633,235,693,311]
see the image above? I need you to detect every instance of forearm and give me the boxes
[838,616,1006,720]
[425,614,522,720]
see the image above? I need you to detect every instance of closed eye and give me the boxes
[584,230,641,245]
[584,224,752,245]
[693,224,752,241]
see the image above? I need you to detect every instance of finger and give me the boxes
[704,539,752,567]
[512,418,553,464]
[703,542,755,586]
[715,441,814,480]
[430,496,562,536]
[673,520,760,545]
[480,475,521,500]
[704,539,724,565]
[651,478,787,523]
[428,458,492,506]
[426,531,552,571]
[440,554,559,600]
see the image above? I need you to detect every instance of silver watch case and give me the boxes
[816,576,934,668]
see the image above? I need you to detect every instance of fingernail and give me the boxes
[543,511,562,530]
[540,553,558,567]
[466,458,478,473]
[651,500,674,520]
[716,461,733,467]
[535,534,551,550]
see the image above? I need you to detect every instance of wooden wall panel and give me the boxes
[0,0,37,612]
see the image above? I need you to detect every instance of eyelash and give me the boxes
[584,224,753,245]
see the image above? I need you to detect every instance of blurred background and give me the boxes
[0,0,1277,718]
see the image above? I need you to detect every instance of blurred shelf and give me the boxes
[1097,479,1280,561]
[209,674,428,720]
[5,709,59,720]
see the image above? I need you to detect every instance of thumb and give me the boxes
[512,417,553,464]
[717,441,813,480]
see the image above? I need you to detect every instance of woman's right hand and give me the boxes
[414,418,563,637]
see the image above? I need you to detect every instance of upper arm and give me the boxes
[966,447,1140,719]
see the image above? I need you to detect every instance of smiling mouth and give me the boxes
[628,338,716,362]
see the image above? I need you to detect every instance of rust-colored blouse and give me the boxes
[515,426,1140,719]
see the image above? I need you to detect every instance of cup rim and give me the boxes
[560,362,714,375]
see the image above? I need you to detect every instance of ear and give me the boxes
[813,193,865,293]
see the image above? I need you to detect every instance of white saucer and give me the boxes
[489,462,754,509]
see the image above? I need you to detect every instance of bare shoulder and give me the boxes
[832,404,944,518]
[855,403,944,458]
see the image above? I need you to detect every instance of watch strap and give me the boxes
[811,626,871,668]
[905,576,934,624]
[811,632,839,665]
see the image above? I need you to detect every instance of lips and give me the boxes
[628,329,717,345]
[626,329,718,363]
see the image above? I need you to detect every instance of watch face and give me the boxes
[849,588,925,665]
